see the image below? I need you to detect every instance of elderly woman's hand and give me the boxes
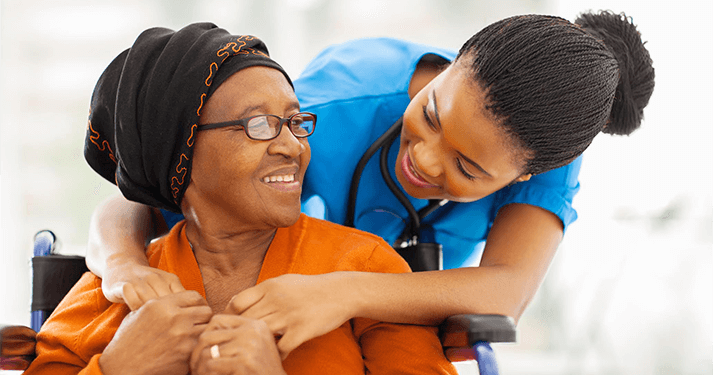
[224,273,357,359]
[98,290,212,375]
[102,263,186,311]
[190,314,286,375]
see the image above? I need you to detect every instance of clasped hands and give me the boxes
[100,268,353,375]
[98,290,285,375]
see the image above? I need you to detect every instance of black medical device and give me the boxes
[345,118,450,271]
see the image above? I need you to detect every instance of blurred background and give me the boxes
[1,0,710,374]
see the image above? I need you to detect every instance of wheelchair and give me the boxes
[1,230,516,374]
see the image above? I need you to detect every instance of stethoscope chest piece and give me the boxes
[394,239,443,272]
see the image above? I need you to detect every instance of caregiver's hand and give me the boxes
[225,273,356,359]
[102,263,186,311]
[99,291,212,375]
[190,315,286,375]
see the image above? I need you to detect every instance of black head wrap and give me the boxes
[85,22,292,213]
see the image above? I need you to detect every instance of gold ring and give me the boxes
[210,344,220,359]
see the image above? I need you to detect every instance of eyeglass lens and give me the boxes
[246,114,315,140]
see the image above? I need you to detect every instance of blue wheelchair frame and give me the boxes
[30,231,88,333]
[31,231,55,332]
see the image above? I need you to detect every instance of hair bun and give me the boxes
[576,11,655,135]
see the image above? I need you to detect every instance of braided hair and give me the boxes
[456,11,655,175]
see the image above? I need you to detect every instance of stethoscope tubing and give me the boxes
[346,117,448,243]
[345,118,404,228]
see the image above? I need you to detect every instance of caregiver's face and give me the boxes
[190,66,310,229]
[397,63,531,202]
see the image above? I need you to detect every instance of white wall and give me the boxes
[495,1,713,373]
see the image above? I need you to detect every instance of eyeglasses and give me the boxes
[198,112,317,141]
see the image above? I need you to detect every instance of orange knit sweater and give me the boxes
[25,214,456,374]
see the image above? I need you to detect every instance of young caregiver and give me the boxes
[87,11,655,358]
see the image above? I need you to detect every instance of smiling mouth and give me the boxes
[261,173,301,192]
[401,152,438,189]
[262,174,295,183]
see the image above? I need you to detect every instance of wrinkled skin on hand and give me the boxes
[98,291,212,375]
[191,314,286,375]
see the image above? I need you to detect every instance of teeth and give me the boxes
[263,174,295,183]
[410,164,422,179]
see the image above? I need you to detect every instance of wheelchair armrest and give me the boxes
[0,325,37,371]
[439,314,516,362]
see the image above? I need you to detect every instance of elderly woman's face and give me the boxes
[188,66,310,229]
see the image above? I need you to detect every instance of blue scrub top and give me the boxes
[163,38,581,269]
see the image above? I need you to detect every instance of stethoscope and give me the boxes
[344,117,449,270]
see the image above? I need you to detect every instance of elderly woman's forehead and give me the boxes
[206,67,297,115]
[224,65,292,87]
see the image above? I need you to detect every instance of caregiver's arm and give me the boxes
[349,203,563,323]
[86,194,183,310]
[232,203,562,357]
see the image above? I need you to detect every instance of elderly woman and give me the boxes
[24,23,456,375]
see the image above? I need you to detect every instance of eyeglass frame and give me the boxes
[197,111,317,141]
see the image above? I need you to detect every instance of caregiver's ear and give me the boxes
[515,174,532,183]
